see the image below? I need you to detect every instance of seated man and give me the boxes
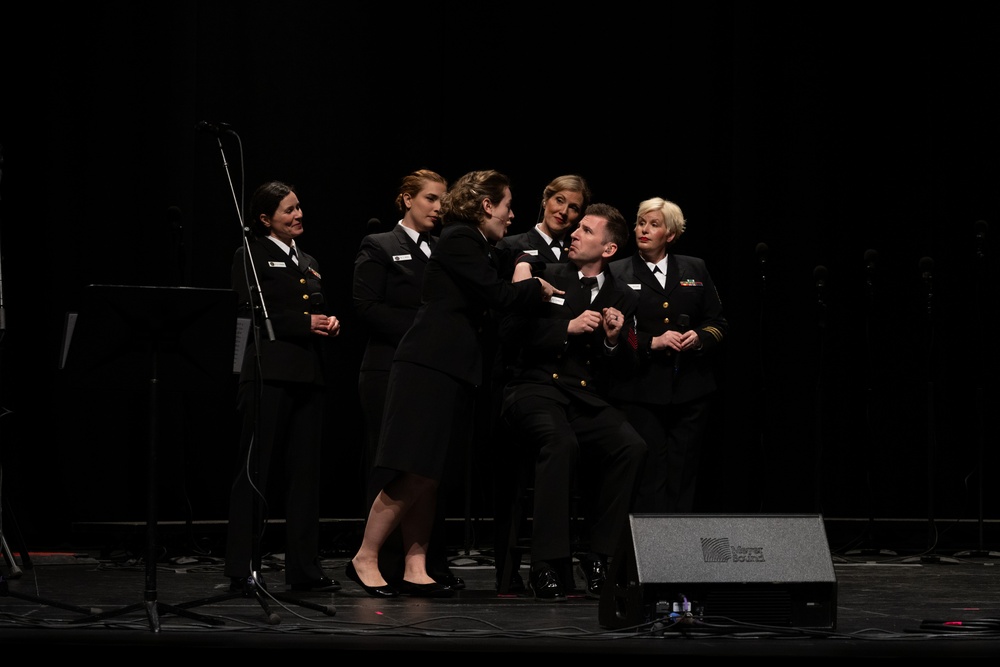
[500,203,648,601]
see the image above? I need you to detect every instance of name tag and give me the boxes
[550,296,566,306]
[524,249,539,256]
[268,261,288,268]
[392,254,414,262]
[628,283,641,290]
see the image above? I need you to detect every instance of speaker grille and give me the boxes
[703,588,791,625]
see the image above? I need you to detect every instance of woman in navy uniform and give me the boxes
[225,180,342,593]
[353,168,463,589]
[346,170,560,598]
[608,197,727,513]
[496,174,591,263]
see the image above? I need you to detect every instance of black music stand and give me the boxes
[61,284,237,631]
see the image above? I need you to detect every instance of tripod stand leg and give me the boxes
[1,492,31,574]
[169,574,336,624]
[1,532,21,578]
[171,585,281,626]
[1,576,102,615]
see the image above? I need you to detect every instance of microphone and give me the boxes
[919,256,934,285]
[367,217,381,232]
[674,313,690,375]
[919,256,933,318]
[814,266,828,328]
[975,220,988,261]
[755,242,768,264]
[195,120,235,136]
[814,265,828,289]
[167,205,183,230]
[975,219,988,241]
[865,249,877,271]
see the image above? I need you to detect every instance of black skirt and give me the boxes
[370,360,475,492]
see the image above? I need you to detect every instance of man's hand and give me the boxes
[601,307,625,344]
[568,309,603,335]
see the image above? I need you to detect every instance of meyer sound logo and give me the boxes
[701,537,766,563]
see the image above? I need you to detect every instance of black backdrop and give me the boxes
[1,4,997,548]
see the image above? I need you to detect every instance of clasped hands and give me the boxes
[311,314,341,336]
[652,328,698,352]
[570,307,625,344]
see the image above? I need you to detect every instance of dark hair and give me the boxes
[440,170,510,227]
[248,180,295,237]
[586,202,629,249]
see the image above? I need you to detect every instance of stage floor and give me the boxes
[3,526,1000,657]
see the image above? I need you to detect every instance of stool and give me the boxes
[495,452,586,594]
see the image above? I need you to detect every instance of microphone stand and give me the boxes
[755,243,768,512]
[954,222,999,558]
[902,258,958,564]
[813,266,828,516]
[846,251,895,557]
[154,129,333,623]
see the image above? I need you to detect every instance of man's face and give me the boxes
[567,214,611,264]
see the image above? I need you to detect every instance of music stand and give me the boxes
[61,284,237,630]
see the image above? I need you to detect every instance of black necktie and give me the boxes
[550,239,562,259]
[289,246,298,264]
[418,233,431,256]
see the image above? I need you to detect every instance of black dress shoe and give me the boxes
[345,561,399,598]
[397,579,456,598]
[288,576,341,592]
[528,565,566,601]
[577,556,607,599]
[431,570,465,590]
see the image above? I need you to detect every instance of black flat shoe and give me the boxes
[431,570,465,590]
[288,576,341,592]
[345,561,399,598]
[398,579,456,598]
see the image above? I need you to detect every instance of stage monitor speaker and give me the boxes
[599,514,837,631]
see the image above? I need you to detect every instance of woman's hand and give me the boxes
[536,277,564,301]
[311,314,341,336]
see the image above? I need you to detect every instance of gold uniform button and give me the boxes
[664,317,670,325]
[580,380,587,387]
[303,294,310,300]
[662,301,669,309]
[300,278,307,284]
[552,373,559,380]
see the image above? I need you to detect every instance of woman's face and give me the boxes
[481,187,514,243]
[263,192,303,244]
[403,181,446,233]
[635,209,673,259]
[539,189,585,238]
